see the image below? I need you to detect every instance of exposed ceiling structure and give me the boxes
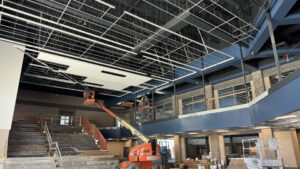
[0,0,265,98]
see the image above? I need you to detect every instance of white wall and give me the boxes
[0,41,24,129]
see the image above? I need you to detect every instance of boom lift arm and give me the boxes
[84,88,151,144]
[94,102,150,144]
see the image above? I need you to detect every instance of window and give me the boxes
[155,102,173,120]
[60,111,73,125]
[224,134,259,163]
[218,83,252,108]
[158,139,175,161]
[186,137,209,159]
[182,95,206,114]
[60,115,71,125]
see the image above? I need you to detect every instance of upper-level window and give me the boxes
[218,83,252,108]
[182,95,206,115]
[155,102,173,120]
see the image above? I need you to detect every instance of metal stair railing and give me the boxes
[43,122,63,168]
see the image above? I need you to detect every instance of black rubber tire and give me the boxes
[128,164,139,169]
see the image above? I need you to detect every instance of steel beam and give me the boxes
[266,11,282,81]
[279,13,300,25]
[245,0,297,57]
[253,48,300,59]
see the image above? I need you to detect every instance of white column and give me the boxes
[0,41,24,158]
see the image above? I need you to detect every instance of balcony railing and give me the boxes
[136,89,255,123]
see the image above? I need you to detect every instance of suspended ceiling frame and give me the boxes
[0,0,262,97]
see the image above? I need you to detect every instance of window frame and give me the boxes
[182,94,205,115]
[218,82,252,108]
[155,102,173,120]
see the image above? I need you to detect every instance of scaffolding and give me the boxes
[242,138,282,169]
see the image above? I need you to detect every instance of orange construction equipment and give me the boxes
[83,88,95,105]
[83,89,162,169]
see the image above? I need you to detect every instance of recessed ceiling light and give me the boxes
[254,126,270,129]
[274,115,297,120]
[216,129,229,132]
[166,134,174,136]
[188,132,199,135]
[101,70,126,78]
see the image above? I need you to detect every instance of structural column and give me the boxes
[259,128,273,138]
[174,135,181,163]
[0,41,24,160]
[178,99,183,115]
[180,137,187,162]
[274,128,300,168]
[174,135,186,163]
[213,90,220,109]
[205,85,214,110]
[251,70,265,98]
[218,135,226,164]
[208,135,226,163]
[264,76,272,90]
[208,135,221,161]
[297,131,300,151]
[172,95,178,116]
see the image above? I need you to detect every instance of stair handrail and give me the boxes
[44,121,53,149]
[43,122,63,168]
[81,117,107,150]
[53,141,63,168]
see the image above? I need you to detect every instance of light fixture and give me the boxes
[274,115,297,120]
[95,0,115,9]
[253,126,270,129]
[188,132,199,135]
[216,129,229,132]
[166,134,174,136]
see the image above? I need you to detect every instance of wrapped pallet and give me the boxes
[228,158,248,169]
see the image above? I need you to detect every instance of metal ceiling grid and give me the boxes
[0,0,263,97]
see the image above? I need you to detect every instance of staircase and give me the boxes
[52,133,99,151]
[62,155,119,169]
[7,122,48,157]
[4,155,119,169]
[4,120,119,168]
[5,157,57,169]
[48,125,100,155]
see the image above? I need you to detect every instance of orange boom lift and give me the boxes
[83,88,161,169]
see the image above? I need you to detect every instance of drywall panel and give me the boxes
[37,52,152,91]
[0,41,24,129]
